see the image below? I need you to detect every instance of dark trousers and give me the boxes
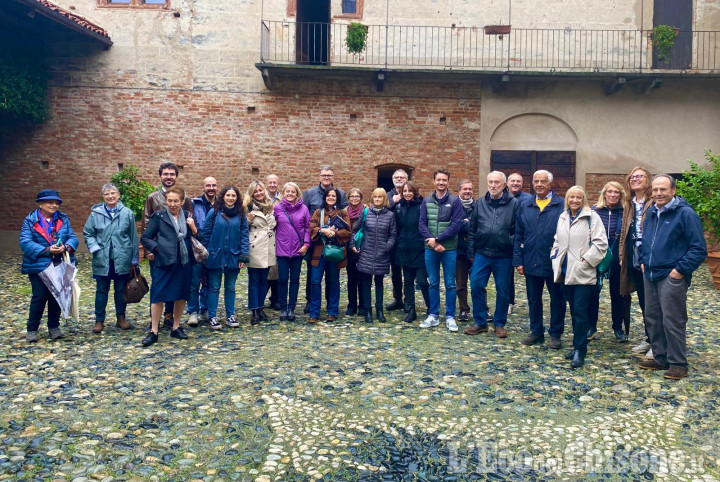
[390,262,403,302]
[629,264,650,342]
[361,273,385,311]
[346,249,365,310]
[266,279,278,306]
[525,274,566,338]
[509,270,516,305]
[565,284,594,355]
[402,266,429,312]
[277,256,303,312]
[588,256,630,333]
[455,255,472,313]
[27,273,61,332]
[644,275,689,368]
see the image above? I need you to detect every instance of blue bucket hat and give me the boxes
[36,189,63,204]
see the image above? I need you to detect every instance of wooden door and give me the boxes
[491,150,576,197]
[653,0,692,69]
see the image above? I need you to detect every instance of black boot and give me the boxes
[287,310,296,322]
[279,310,288,321]
[386,299,403,311]
[404,306,417,323]
[345,306,357,316]
[250,309,261,325]
[376,308,386,323]
[358,307,367,317]
[259,308,268,321]
[365,308,373,324]
[571,350,585,368]
[565,349,576,360]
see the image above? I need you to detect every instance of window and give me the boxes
[335,0,363,19]
[342,0,356,14]
[98,0,170,8]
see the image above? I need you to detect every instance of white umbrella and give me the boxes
[38,252,80,320]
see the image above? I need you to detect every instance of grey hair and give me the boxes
[282,181,303,199]
[533,170,554,183]
[458,178,473,189]
[652,174,676,188]
[101,183,119,194]
[393,169,408,179]
[319,166,334,174]
[487,171,507,182]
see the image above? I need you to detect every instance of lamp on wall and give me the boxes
[375,71,385,92]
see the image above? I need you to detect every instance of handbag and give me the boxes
[353,208,368,249]
[588,217,614,283]
[124,265,149,303]
[191,236,209,263]
[320,209,345,263]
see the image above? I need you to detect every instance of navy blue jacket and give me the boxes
[20,210,79,274]
[192,195,215,236]
[457,199,475,258]
[513,191,534,204]
[640,197,707,283]
[303,184,348,218]
[201,209,250,270]
[513,194,565,277]
[591,205,623,256]
[418,191,465,246]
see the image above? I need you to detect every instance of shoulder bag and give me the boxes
[588,217,613,282]
[353,207,368,249]
[320,209,345,263]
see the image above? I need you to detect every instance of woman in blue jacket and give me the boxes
[20,189,79,342]
[141,186,197,346]
[201,186,250,330]
[83,183,139,334]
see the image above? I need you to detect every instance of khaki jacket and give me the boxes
[247,204,277,269]
[551,208,608,285]
[618,197,654,295]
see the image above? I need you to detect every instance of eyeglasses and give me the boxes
[629,174,646,180]
[349,195,361,199]
[320,174,334,178]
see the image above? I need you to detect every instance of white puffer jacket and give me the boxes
[551,208,608,285]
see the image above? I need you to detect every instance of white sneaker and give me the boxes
[507,304,514,315]
[188,313,199,326]
[632,341,651,353]
[209,316,222,331]
[199,311,209,322]
[645,348,654,359]
[419,315,440,328]
[446,317,458,332]
[226,315,239,328]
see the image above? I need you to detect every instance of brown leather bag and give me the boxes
[124,265,149,303]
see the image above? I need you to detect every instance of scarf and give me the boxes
[347,203,364,220]
[251,199,273,215]
[37,210,59,242]
[222,204,240,218]
[460,197,473,210]
[166,207,189,265]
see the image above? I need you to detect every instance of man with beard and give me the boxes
[187,176,217,326]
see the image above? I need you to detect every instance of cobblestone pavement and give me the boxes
[1,254,718,481]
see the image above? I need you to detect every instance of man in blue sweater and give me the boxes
[187,176,217,326]
[639,174,706,380]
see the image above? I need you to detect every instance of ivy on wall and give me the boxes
[0,32,49,125]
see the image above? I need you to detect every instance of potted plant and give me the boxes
[675,150,720,289]
[110,165,155,258]
[346,22,368,55]
[652,24,678,64]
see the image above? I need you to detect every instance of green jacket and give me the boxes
[83,201,139,277]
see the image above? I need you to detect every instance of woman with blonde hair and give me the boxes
[244,180,277,324]
[587,181,630,342]
[618,167,654,358]
[551,186,608,368]
[354,188,397,323]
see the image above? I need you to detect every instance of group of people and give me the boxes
[20,163,707,377]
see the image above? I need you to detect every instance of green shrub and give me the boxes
[676,150,720,245]
[652,25,678,64]
[346,22,368,54]
[0,33,49,124]
[111,165,155,221]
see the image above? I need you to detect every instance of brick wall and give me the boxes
[585,173,631,203]
[0,78,482,229]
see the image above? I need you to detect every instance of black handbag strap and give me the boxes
[282,206,304,245]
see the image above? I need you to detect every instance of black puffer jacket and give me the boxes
[468,189,519,258]
[357,207,397,275]
[394,197,425,268]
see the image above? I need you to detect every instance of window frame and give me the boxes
[97,0,170,9]
[335,0,363,19]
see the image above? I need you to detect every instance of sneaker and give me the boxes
[198,311,209,322]
[458,310,469,322]
[631,341,651,353]
[521,333,545,346]
[507,304,514,315]
[645,349,654,359]
[664,366,688,380]
[188,313,199,327]
[226,315,239,328]
[170,326,188,340]
[464,324,489,335]
[548,337,562,349]
[26,331,38,343]
[446,317,458,332]
[209,317,222,331]
[419,314,440,328]
[49,327,64,340]
[614,329,628,342]
[494,326,508,338]
[639,359,669,370]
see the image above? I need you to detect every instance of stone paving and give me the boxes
[0,254,718,481]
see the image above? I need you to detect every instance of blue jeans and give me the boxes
[470,254,512,327]
[309,257,340,318]
[525,274,566,338]
[425,249,457,317]
[187,263,208,314]
[207,268,239,318]
[95,276,127,322]
[248,267,270,310]
[277,256,303,312]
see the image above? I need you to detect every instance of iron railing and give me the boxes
[260,21,720,73]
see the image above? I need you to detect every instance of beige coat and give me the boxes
[551,208,608,285]
[248,206,277,269]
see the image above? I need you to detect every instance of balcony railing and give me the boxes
[260,21,720,73]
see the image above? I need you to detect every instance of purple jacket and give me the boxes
[273,198,311,257]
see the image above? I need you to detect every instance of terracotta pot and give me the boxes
[706,252,720,290]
